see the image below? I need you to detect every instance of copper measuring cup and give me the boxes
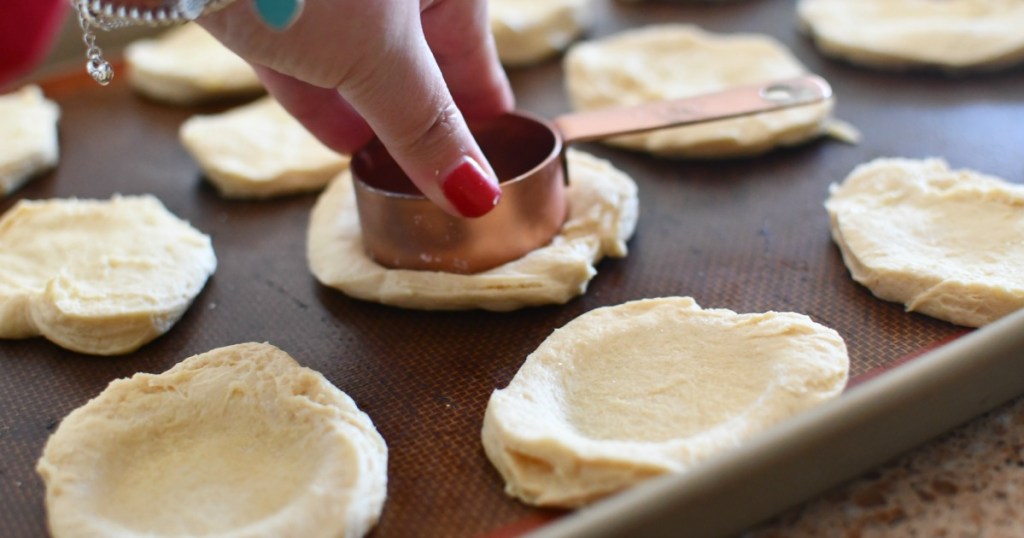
[352,74,832,274]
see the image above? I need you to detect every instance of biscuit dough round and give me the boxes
[564,24,837,158]
[181,97,350,199]
[826,158,1024,327]
[491,0,591,66]
[0,85,59,197]
[482,297,849,507]
[37,342,388,538]
[0,195,216,355]
[125,23,263,104]
[307,149,638,311]
[798,0,1024,72]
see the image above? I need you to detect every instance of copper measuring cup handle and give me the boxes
[554,74,833,144]
[353,74,833,275]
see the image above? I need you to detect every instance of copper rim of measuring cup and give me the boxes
[351,75,833,275]
[352,111,567,274]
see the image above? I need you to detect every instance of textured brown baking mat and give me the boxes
[2,1,1022,536]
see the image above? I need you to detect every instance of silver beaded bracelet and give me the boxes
[71,0,303,86]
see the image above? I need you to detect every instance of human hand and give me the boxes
[199,0,514,218]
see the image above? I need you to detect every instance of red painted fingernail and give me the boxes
[442,157,502,218]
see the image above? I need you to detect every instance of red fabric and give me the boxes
[0,0,69,87]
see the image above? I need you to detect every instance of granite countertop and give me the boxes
[748,393,1024,537]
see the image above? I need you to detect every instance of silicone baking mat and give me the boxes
[2,1,1021,536]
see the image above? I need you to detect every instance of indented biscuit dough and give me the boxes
[491,0,591,66]
[826,158,1024,327]
[125,23,263,105]
[0,195,216,355]
[0,85,60,197]
[798,0,1024,72]
[180,97,350,199]
[482,297,849,507]
[564,24,843,158]
[37,342,388,538]
[307,149,638,311]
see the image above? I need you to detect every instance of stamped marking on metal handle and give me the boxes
[761,81,824,104]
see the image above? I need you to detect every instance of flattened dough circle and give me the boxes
[798,0,1024,72]
[307,149,638,311]
[482,297,849,507]
[0,195,216,355]
[564,24,836,158]
[826,157,1024,327]
[180,97,350,199]
[490,0,591,66]
[0,85,59,197]
[125,23,263,105]
[37,342,388,538]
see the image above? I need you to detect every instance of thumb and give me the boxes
[338,30,502,218]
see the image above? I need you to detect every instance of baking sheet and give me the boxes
[2,1,1022,536]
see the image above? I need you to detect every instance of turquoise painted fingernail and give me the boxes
[252,0,303,31]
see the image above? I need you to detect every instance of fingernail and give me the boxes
[442,157,502,218]
[252,0,304,31]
